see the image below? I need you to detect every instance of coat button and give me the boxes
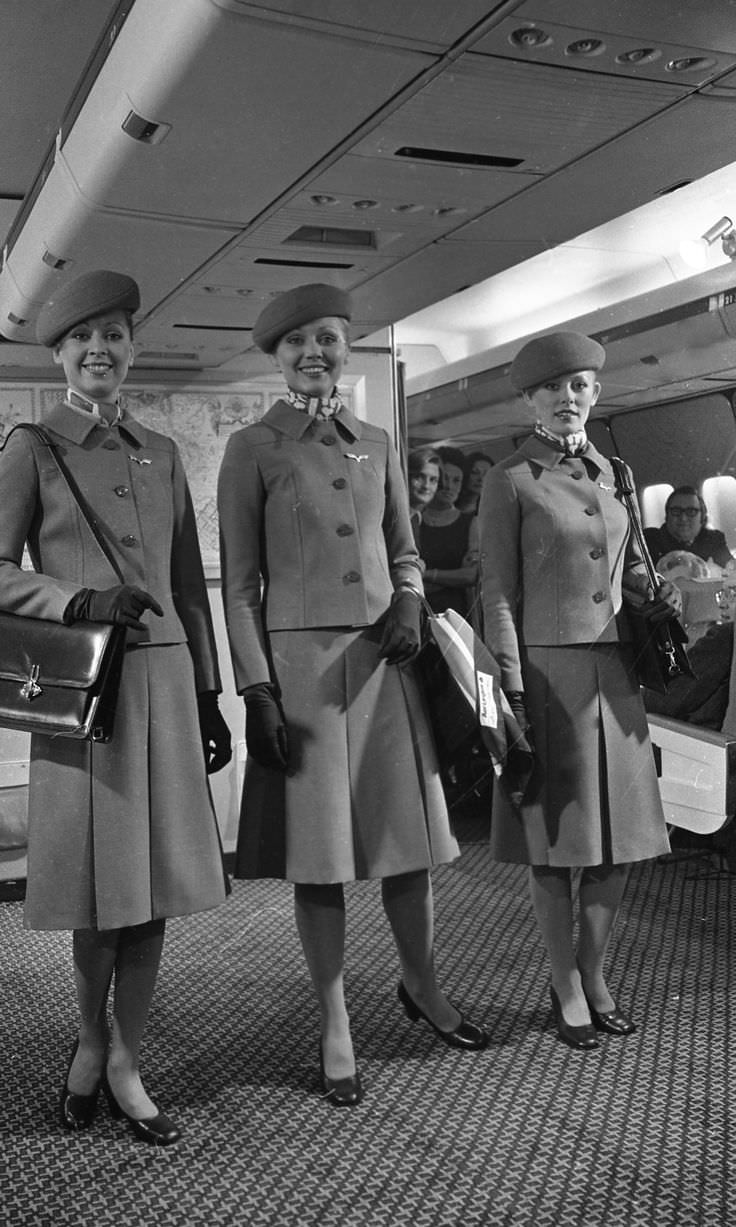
[121,535,139,547]
[102,438,120,450]
[592,591,605,603]
[571,471,583,480]
[343,571,361,584]
[333,477,347,489]
[322,435,337,446]
[584,507,596,516]
[114,485,129,497]
[590,547,603,559]
[336,524,354,537]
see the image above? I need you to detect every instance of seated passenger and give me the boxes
[642,622,734,729]
[645,487,734,569]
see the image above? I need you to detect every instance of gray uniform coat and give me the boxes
[0,402,228,928]
[478,435,669,866]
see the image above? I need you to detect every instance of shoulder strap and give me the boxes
[610,456,658,589]
[8,423,124,583]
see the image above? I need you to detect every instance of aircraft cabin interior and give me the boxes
[1,5,735,1225]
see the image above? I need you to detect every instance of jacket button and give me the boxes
[322,435,337,446]
[590,547,603,559]
[336,524,354,537]
[114,485,129,497]
[333,477,347,489]
[571,471,583,480]
[121,535,138,547]
[584,507,596,516]
[344,571,361,584]
[592,591,605,603]
[102,438,120,451]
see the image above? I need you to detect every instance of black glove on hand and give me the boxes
[80,585,165,630]
[642,579,681,625]
[243,683,289,771]
[378,589,422,665]
[505,691,534,746]
[197,692,233,774]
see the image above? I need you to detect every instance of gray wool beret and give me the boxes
[36,270,140,347]
[509,331,606,393]
[252,283,352,354]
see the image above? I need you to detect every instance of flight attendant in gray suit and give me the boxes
[478,332,679,1050]
[0,270,231,1143]
[218,283,487,1108]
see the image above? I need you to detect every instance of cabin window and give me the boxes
[641,483,672,528]
[702,475,736,547]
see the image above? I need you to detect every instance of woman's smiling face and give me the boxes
[53,310,133,401]
[273,316,349,397]
[524,368,600,436]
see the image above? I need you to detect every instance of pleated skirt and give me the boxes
[490,643,670,867]
[24,644,229,930]
[235,626,459,883]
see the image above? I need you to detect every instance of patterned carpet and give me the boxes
[0,809,733,1227]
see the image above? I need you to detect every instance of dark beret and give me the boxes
[252,283,352,354]
[508,331,606,393]
[36,270,140,347]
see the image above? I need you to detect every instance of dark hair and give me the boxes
[665,485,707,522]
[435,446,467,474]
[407,446,441,477]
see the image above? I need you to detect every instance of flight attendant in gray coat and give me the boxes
[478,332,679,1050]
[0,271,231,1142]
[218,283,487,1108]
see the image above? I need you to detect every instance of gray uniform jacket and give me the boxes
[217,399,422,691]
[478,435,648,692]
[0,400,220,692]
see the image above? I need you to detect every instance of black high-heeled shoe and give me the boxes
[102,1073,181,1145]
[397,982,489,1050]
[583,994,637,1036]
[318,1044,363,1108]
[549,986,599,1051]
[59,1040,101,1132]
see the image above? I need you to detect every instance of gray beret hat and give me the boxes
[36,270,140,347]
[252,283,352,354]
[509,331,605,393]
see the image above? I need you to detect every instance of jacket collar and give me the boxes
[264,397,362,442]
[518,432,611,477]
[42,398,148,448]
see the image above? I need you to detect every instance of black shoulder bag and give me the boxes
[611,456,694,694]
[0,424,126,741]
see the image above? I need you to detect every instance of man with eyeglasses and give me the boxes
[644,485,734,568]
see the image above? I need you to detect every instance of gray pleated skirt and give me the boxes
[236,626,459,883]
[24,644,229,930]
[490,642,670,867]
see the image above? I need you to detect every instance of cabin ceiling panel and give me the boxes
[214,0,500,50]
[0,0,119,197]
[60,3,433,223]
[349,53,684,175]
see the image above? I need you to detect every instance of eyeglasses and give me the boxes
[667,507,701,518]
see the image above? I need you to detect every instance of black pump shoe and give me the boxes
[59,1042,100,1131]
[102,1073,181,1146]
[398,982,489,1050]
[549,987,599,1051]
[584,995,637,1036]
[318,1045,363,1108]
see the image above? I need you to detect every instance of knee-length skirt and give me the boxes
[235,626,459,883]
[24,644,229,930]
[490,642,670,867]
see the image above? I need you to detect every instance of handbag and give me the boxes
[417,602,533,808]
[611,456,695,694]
[0,425,127,742]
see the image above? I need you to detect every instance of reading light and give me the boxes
[680,216,736,268]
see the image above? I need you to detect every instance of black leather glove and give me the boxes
[71,585,164,630]
[642,579,681,625]
[197,692,233,774]
[378,589,422,665]
[505,691,534,747]
[243,683,289,771]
